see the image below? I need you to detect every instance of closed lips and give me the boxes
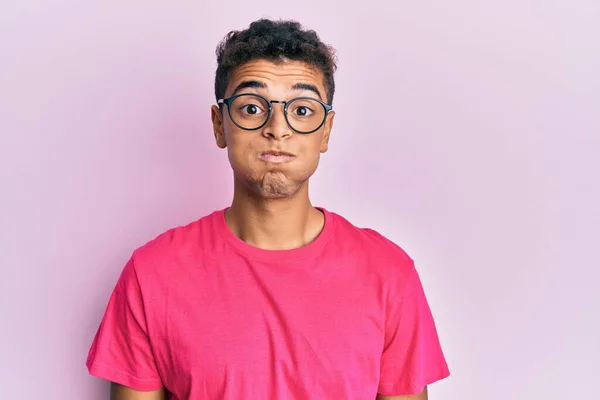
[259,151,296,163]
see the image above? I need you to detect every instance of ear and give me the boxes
[319,110,335,153]
[211,105,227,149]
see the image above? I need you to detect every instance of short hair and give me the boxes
[214,18,337,105]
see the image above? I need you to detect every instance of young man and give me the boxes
[86,19,450,400]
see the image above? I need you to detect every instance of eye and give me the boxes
[292,105,314,117]
[240,103,266,115]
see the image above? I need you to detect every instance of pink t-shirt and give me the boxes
[86,208,449,399]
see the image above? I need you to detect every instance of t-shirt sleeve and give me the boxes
[378,262,450,395]
[86,256,164,391]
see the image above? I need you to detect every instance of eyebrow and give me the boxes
[231,80,266,96]
[230,80,324,100]
[291,83,323,100]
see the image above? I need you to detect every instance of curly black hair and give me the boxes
[214,18,338,105]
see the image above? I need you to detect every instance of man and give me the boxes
[86,18,450,400]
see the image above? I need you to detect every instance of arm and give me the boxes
[86,258,165,396]
[377,257,449,396]
[110,383,167,400]
[377,386,428,400]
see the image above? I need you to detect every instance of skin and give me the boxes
[109,383,427,400]
[110,59,428,400]
[110,384,166,400]
[211,59,334,251]
[377,387,428,400]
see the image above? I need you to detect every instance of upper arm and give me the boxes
[110,383,167,400]
[378,259,449,395]
[86,257,164,391]
[377,385,428,400]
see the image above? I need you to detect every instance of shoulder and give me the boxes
[328,210,416,279]
[129,209,222,275]
[329,210,429,306]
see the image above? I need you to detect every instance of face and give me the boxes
[211,59,335,199]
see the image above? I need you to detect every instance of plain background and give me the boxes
[1,1,599,399]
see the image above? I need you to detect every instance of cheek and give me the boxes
[224,121,250,151]
[224,131,261,170]
[309,134,326,154]
[298,138,324,169]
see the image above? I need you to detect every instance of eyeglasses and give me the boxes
[217,93,333,134]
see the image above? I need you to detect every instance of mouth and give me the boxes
[259,151,296,164]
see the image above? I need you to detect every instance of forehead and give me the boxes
[227,59,326,97]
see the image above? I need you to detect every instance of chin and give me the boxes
[234,167,311,199]
[253,174,305,199]
[255,178,300,199]
[256,189,295,199]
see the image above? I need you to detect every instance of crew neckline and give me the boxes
[215,207,335,262]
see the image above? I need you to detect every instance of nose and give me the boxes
[262,103,292,140]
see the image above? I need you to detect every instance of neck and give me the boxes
[225,180,325,251]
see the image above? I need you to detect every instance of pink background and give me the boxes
[1,1,599,399]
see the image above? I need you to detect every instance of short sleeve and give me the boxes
[378,263,450,395]
[86,256,163,391]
